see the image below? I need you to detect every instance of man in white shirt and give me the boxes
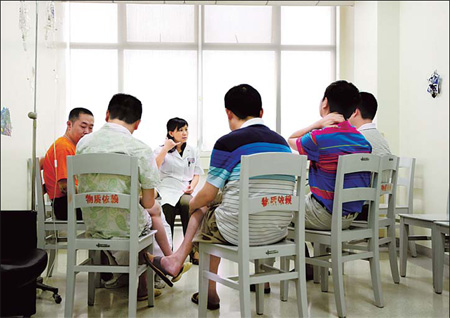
[349,91,392,221]
[349,92,391,156]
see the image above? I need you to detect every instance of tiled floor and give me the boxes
[35,228,449,317]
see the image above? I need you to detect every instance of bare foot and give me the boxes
[159,255,183,277]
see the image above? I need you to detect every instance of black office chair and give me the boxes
[0,210,61,317]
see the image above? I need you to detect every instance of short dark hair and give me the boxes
[107,94,142,124]
[323,80,361,120]
[224,84,262,120]
[358,92,378,120]
[166,117,188,137]
[68,107,93,123]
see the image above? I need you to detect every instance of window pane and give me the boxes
[127,5,195,43]
[281,51,333,138]
[204,6,272,44]
[124,50,197,149]
[70,50,118,125]
[203,51,276,151]
[281,7,333,45]
[70,3,117,43]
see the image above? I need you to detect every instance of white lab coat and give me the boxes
[154,144,204,207]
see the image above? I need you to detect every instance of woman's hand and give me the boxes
[184,184,194,194]
[163,138,180,150]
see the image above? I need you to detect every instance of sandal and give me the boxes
[143,253,192,287]
[190,251,199,265]
[191,292,220,310]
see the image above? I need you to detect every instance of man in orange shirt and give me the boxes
[42,108,94,220]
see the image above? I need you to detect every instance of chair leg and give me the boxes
[295,251,308,317]
[280,257,289,301]
[88,250,96,306]
[313,243,320,284]
[319,244,328,292]
[147,244,155,307]
[47,249,56,277]
[408,225,418,257]
[369,238,384,308]
[255,259,264,315]
[331,243,346,318]
[128,252,139,318]
[400,219,408,277]
[238,257,251,318]
[433,230,445,294]
[386,223,400,284]
[64,247,77,318]
[198,244,210,318]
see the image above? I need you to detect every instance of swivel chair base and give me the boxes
[37,276,62,303]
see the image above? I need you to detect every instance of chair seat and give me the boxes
[305,227,373,242]
[399,214,449,222]
[202,240,298,261]
[0,249,47,287]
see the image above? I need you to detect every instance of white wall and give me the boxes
[1,1,67,210]
[398,1,449,215]
[350,1,449,216]
[353,1,378,96]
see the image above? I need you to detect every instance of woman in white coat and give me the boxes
[154,117,203,264]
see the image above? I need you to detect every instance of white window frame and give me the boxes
[68,3,336,161]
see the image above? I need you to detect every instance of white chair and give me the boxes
[432,221,449,294]
[351,155,401,283]
[303,154,384,318]
[32,158,86,277]
[379,157,417,256]
[399,191,450,280]
[65,153,156,318]
[197,152,308,317]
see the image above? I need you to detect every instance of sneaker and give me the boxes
[138,288,162,300]
[104,273,129,289]
[154,274,166,289]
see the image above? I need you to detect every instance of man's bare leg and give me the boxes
[147,202,172,256]
[207,255,221,304]
[152,207,207,276]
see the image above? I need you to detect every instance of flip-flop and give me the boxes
[143,253,174,287]
[172,262,192,283]
[191,292,220,310]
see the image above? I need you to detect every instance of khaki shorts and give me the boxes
[304,193,356,230]
[192,194,230,251]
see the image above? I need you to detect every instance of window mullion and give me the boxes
[273,6,281,134]
[197,5,204,153]
[118,3,126,93]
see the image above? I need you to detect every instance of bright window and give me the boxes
[68,3,336,153]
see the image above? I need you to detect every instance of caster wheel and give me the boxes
[54,294,62,304]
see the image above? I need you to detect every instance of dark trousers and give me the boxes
[354,204,369,221]
[162,194,192,241]
[52,196,83,221]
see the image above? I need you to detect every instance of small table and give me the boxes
[399,214,449,276]
[432,221,449,294]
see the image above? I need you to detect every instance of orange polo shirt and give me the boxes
[42,136,76,199]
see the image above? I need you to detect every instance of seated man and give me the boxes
[349,91,392,221]
[42,107,94,220]
[76,93,190,299]
[288,80,372,230]
[144,84,294,309]
[349,91,391,156]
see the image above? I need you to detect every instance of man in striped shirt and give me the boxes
[145,84,293,309]
[288,80,372,230]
